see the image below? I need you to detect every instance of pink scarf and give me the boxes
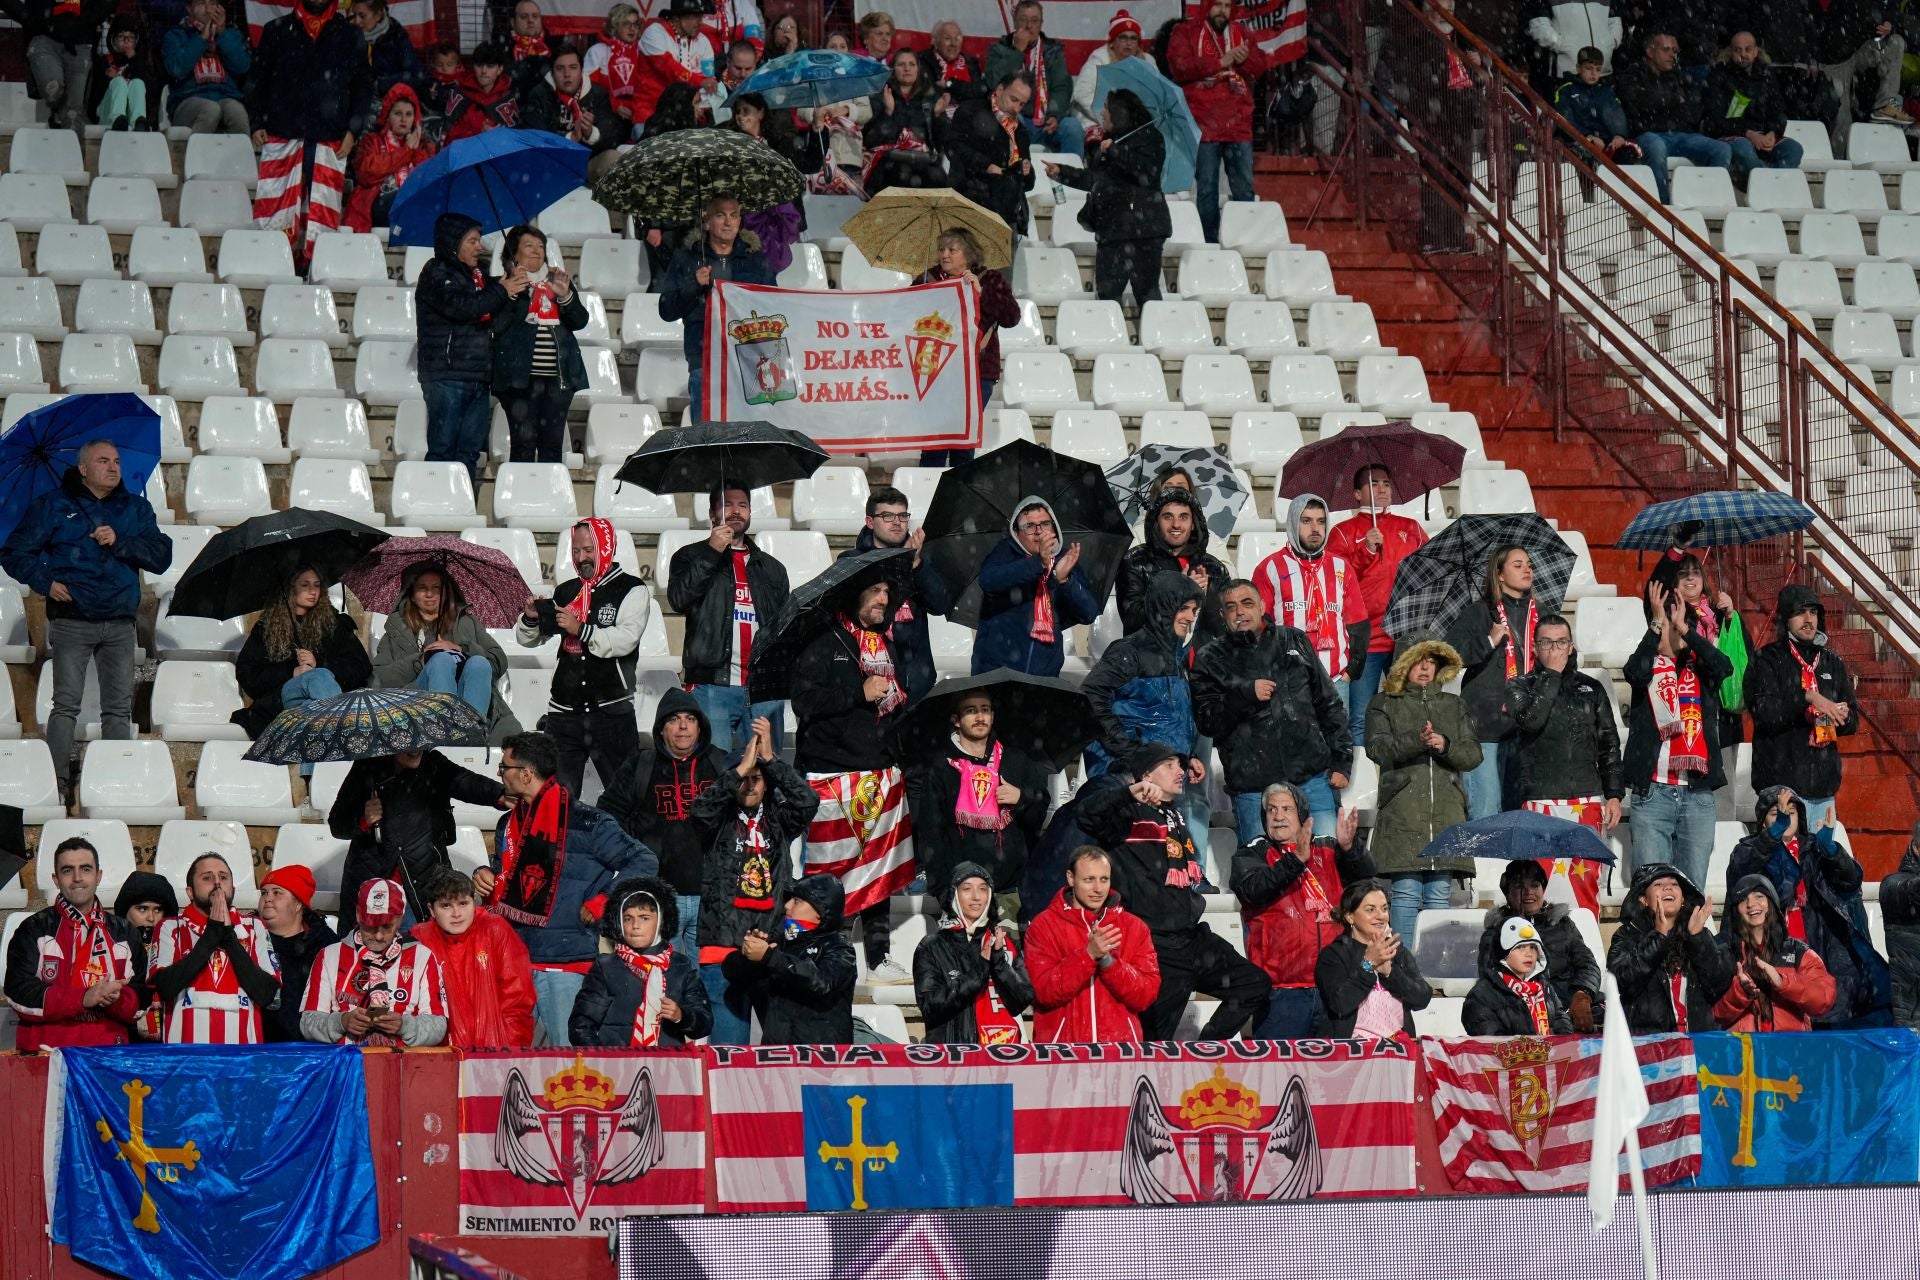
[950,739,1013,831]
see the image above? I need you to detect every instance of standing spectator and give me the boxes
[1072,9,1153,122]
[522,47,623,182]
[1315,878,1431,1038]
[659,194,777,422]
[725,95,805,274]
[720,38,759,92]
[669,483,791,752]
[1463,916,1574,1035]
[1504,613,1624,843]
[1325,467,1428,746]
[599,689,727,958]
[1253,494,1365,713]
[837,486,952,701]
[301,877,449,1046]
[913,230,1019,466]
[410,868,536,1048]
[615,0,721,130]
[570,876,714,1046]
[1652,549,1747,748]
[420,43,464,134]
[4,0,112,129]
[328,748,505,930]
[1615,30,1733,202]
[1475,859,1603,1031]
[913,862,1035,1044]
[706,0,763,50]
[1704,32,1804,187]
[720,873,858,1045]
[345,84,436,232]
[1444,544,1538,819]
[1746,585,1857,829]
[1365,639,1482,941]
[248,0,371,266]
[349,0,421,103]
[373,562,518,738]
[1713,874,1836,1031]
[1023,847,1160,1043]
[490,225,588,465]
[256,864,339,1042]
[691,717,817,1044]
[518,519,650,798]
[925,20,985,111]
[858,9,896,60]
[1880,821,1920,1028]
[1605,862,1731,1033]
[984,0,1083,156]
[0,441,169,801]
[3,837,145,1050]
[503,0,555,94]
[1624,580,1732,891]
[947,73,1037,239]
[791,579,917,985]
[1169,0,1270,242]
[972,496,1101,677]
[905,689,1050,910]
[1525,0,1621,77]
[95,17,158,131]
[1194,578,1351,845]
[150,854,281,1044]
[418,212,517,486]
[234,565,372,738]
[1083,570,1203,781]
[1231,785,1369,1038]
[1117,488,1226,642]
[1047,87,1169,307]
[1817,0,1911,148]
[445,43,523,137]
[765,12,800,57]
[162,0,251,134]
[473,731,659,1045]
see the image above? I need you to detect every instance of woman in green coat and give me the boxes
[372,561,522,745]
[1366,638,1483,941]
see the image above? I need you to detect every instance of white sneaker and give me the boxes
[867,957,912,985]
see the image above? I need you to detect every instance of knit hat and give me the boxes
[1499,916,1547,968]
[357,877,407,926]
[1109,8,1141,38]
[1127,740,1182,778]
[114,871,178,920]
[261,864,318,910]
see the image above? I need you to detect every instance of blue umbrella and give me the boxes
[737,48,890,109]
[1617,490,1816,551]
[1418,810,1617,865]
[388,128,591,247]
[1092,57,1201,193]
[0,393,161,544]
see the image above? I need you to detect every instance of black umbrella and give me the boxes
[747,548,917,703]
[921,441,1133,629]
[1381,512,1576,640]
[615,420,830,495]
[170,510,391,620]
[887,669,1095,772]
[592,126,806,223]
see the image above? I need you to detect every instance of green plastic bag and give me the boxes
[1717,610,1751,712]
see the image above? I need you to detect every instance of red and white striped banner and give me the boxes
[855,0,1183,67]
[804,766,915,917]
[243,0,435,46]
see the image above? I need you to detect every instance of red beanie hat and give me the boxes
[262,864,318,910]
[1110,8,1141,38]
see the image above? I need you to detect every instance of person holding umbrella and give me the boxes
[329,747,506,930]
[374,561,521,740]
[659,193,777,422]
[1325,465,1429,747]
[972,497,1101,678]
[904,687,1051,914]
[913,229,1020,466]
[1044,86,1169,307]
[1443,544,1539,819]
[234,564,374,741]
[419,212,518,486]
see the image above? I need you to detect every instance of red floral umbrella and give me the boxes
[339,533,532,629]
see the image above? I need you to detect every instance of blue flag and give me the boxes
[802,1083,1014,1211]
[1691,1030,1920,1187]
[52,1044,381,1280]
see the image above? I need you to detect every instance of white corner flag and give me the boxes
[1588,972,1659,1279]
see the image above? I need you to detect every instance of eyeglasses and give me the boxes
[1017,521,1055,534]
[1537,638,1572,650]
[870,511,911,522]
[497,762,532,775]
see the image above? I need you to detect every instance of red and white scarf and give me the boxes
[56,898,113,991]
[950,739,1014,831]
[994,107,1023,166]
[614,943,673,1046]
[1029,561,1056,642]
[330,933,407,1046]
[844,617,906,716]
[510,32,547,62]
[564,517,618,656]
[1193,19,1251,93]
[527,281,562,325]
[956,910,1024,1046]
[1791,643,1838,747]
[1266,843,1333,921]
[1499,596,1537,680]
[1499,968,1554,1034]
[1020,39,1049,121]
[600,36,641,106]
[491,780,571,927]
[1649,655,1709,781]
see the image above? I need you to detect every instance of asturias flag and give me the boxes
[49,1044,380,1280]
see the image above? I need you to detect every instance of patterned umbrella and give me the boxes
[747,548,917,703]
[338,533,534,629]
[1417,809,1616,864]
[592,126,806,223]
[1617,490,1816,551]
[1103,444,1249,540]
[1382,512,1575,640]
[842,187,1014,274]
[243,688,489,765]
[736,48,891,109]
[1278,420,1466,510]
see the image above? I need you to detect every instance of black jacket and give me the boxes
[600,688,729,896]
[1445,593,1536,743]
[837,528,953,703]
[1703,58,1788,136]
[520,78,622,159]
[905,737,1050,898]
[912,862,1037,1044]
[1053,92,1171,242]
[694,755,818,950]
[1193,619,1353,795]
[790,621,904,775]
[864,80,943,150]
[525,566,646,714]
[1615,59,1704,135]
[417,213,511,384]
[234,613,372,737]
[1081,571,1202,775]
[0,0,110,47]
[1504,661,1624,802]
[246,10,371,142]
[1078,779,1207,939]
[1621,622,1732,792]
[1115,490,1227,641]
[489,280,590,393]
[264,918,340,1042]
[1315,932,1431,1037]
[1605,862,1735,1033]
[1475,902,1603,1007]
[329,751,504,927]
[945,98,1031,236]
[569,876,715,1047]
[1881,845,1920,1029]
[1463,959,1574,1036]
[668,535,791,687]
[1745,586,1858,801]
[722,873,857,1045]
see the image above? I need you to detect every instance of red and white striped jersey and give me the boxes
[152,913,280,1045]
[1252,547,1363,677]
[303,937,449,1046]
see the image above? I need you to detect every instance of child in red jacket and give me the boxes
[346,83,436,232]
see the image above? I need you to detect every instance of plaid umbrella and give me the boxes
[1382,512,1574,640]
[747,548,917,703]
[1278,420,1466,511]
[1103,444,1248,540]
[1418,810,1616,864]
[243,688,489,765]
[842,187,1013,274]
[1617,490,1816,552]
[337,533,534,629]
[592,126,806,223]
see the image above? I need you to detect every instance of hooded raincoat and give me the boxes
[569,876,713,1046]
[599,687,729,895]
[1081,570,1203,776]
[720,872,858,1044]
[1364,640,1482,876]
[1115,489,1229,641]
[911,861,1037,1044]
[1744,585,1859,801]
[1605,862,1735,1034]
[971,496,1102,677]
[1712,873,1837,1032]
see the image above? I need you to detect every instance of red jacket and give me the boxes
[345,84,435,233]
[1167,16,1271,142]
[444,73,522,141]
[1024,889,1159,1043]
[1231,836,1373,987]
[1327,513,1429,655]
[4,904,144,1051]
[410,909,536,1049]
[1713,939,1837,1032]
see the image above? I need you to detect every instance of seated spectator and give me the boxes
[491,225,590,466]
[1464,916,1573,1036]
[1023,847,1160,1043]
[151,853,281,1044]
[913,230,1020,465]
[720,37,759,92]
[924,20,985,113]
[1606,862,1731,1033]
[766,12,800,56]
[1049,87,1170,308]
[301,878,450,1046]
[163,0,251,134]
[948,72,1036,238]
[864,50,948,196]
[984,0,1084,156]
[726,95,805,273]
[1525,0,1620,79]
[914,862,1036,1044]
[659,193,776,423]
[570,875,713,1046]
[96,16,159,131]
[971,495,1100,677]
[503,0,555,95]
[1554,45,1641,162]
[1315,878,1431,1039]
[524,46,624,183]
[419,213,516,486]
[446,42,522,137]
[234,565,372,739]
[1817,3,1911,147]
[256,864,338,1043]
[330,748,504,930]
[707,0,764,51]
[409,869,534,1048]
[797,83,872,192]
[114,870,176,1040]
[1071,9,1153,124]
[1475,859,1602,1031]
[615,0,722,131]
[15,0,113,130]
[1615,30,1733,202]
[859,8,896,61]
[1705,32,1804,187]
[345,84,436,232]
[1881,821,1920,1029]
[1714,874,1836,1031]
[372,561,517,736]
[350,0,421,104]
[3,837,145,1050]
[421,42,465,132]
[720,873,857,1045]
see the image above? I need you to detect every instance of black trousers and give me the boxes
[1140,924,1273,1042]
[859,901,892,966]
[1093,237,1165,308]
[500,377,575,464]
[538,705,639,800]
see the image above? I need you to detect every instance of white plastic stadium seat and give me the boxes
[165,284,252,348]
[576,237,645,295]
[158,334,243,399]
[183,454,272,525]
[1227,410,1303,477]
[1829,309,1910,370]
[583,403,662,463]
[75,280,162,345]
[0,277,65,341]
[176,178,255,234]
[78,740,186,824]
[0,172,76,232]
[791,468,870,535]
[1138,299,1218,357]
[634,347,689,409]
[1000,351,1084,411]
[129,226,214,286]
[1305,301,1386,359]
[255,337,343,401]
[98,131,177,187]
[272,825,352,912]
[259,284,347,348]
[11,127,87,184]
[153,590,248,660]
[85,176,165,235]
[1219,200,1291,252]
[1138,410,1215,450]
[1454,467,1535,514]
[1053,299,1134,358]
[289,458,381,523]
[775,241,830,291]
[198,396,289,462]
[577,346,628,405]
[1180,353,1260,415]
[391,461,485,531]
[1573,596,1651,667]
[1355,356,1442,413]
[1048,409,1127,464]
[150,659,249,741]
[837,244,911,289]
[1091,353,1174,414]
[1011,246,1086,304]
[352,286,417,341]
[1267,354,1351,415]
[494,462,580,531]
[154,820,260,907]
[1177,249,1252,305]
[594,465,686,533]
[184,133,259,186]
[355,340,423,404]
[58,334,144,393]
[218,229,300,288]
[1672,167,1738,218]
[1853,261,1920,320]
[194,739,302,826]
[287,397,380,462]
[36,224,117,285]
[0,739,64,824]
[1222,301,1298,359]
[309,232,392,289]
[1265,248,1341,304]
[620,293,684,348]
[0,332,49,393]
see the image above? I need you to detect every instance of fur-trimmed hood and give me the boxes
[1382,639,1463,693]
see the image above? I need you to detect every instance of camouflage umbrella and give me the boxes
[592,125,806,223]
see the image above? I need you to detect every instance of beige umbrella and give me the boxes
[841,186,1014,275]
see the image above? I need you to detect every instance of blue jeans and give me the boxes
[674,892,700,961]
[1349,651,1389,747]
[1019,113,1085,158]
[1196,140,1256,243]
[689,362,705,424]
[1725,136,1804,186]
[422,378,492,486]
[1230,772,1338,846]
[688,682,787,755]
[1633,131,1734,202]
[281,669,342,776]
[531,968,586,1046]
[1463,739,1503,820]
[1628,781,1718,891]
[1388,870,1452,944]
[417,649,493,718]
[1253,985,1326,1040]
[701,959,765,1045]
